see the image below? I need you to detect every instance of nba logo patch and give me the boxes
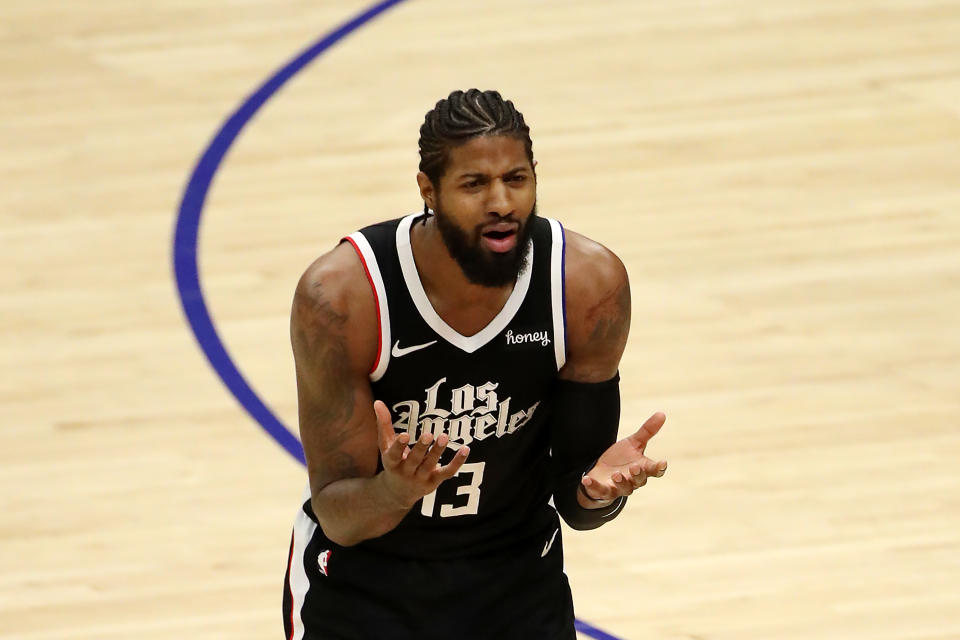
[318,549,332,576]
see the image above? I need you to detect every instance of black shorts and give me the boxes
[282,518,575,640]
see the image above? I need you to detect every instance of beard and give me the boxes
[433,201,538,288]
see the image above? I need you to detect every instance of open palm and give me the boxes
[582,411,668,500]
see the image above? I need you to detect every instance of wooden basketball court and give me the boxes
[3,1,959,638]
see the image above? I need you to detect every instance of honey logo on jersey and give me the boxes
[391,377,539,451]
[504,329,551,347]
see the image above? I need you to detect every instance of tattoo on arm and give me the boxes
[587,278,631,350]
[292,280,358,454]
[327,450,362,479]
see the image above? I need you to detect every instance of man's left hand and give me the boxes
[581,411,668,501]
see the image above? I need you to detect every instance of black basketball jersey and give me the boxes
[283,212,577,639]
[338,212,568,559]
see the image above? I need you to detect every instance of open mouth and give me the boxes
[481,225,519,253]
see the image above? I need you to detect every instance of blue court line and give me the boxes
[575,619,626,640]
[171,2,625,638]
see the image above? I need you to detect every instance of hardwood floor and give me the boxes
[2,1,958,637]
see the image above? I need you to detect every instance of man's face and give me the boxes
[429,135,538,287]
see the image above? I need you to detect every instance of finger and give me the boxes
[653,460,668,477]
[374,400,395,450]
[632,470,647,489]
[436,446,470,481]
[628,411,666,450]
[590,477,633,500]
[581,475,615,501]
[612,472,635,496]
[621,477,637,495]
[402,431,434,471]
[416,433,448,477]
[632,457,666,478]
[623,459,650,480]
[603,471,629,497]
[382,431,409,468]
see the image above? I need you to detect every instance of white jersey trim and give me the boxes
[547,218,567,371]
[345,232,391,382]
[288,484,317,640]
[395,213,533,354]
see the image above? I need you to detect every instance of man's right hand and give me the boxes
[375,400,470,509]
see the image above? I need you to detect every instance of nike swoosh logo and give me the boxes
[391,340,437,358]
[541,527,559,557]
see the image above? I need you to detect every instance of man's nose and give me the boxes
[486,179,512,216]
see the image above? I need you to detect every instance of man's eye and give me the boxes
[509,175,526,182]
[464,181,481,189]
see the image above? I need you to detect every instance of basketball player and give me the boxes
[283,89,668,640]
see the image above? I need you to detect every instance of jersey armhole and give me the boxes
[547,219,567,371]
[342,233,391,381]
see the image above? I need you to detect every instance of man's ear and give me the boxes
[416,171,435,210]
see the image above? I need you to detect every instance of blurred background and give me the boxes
[2,1,959,638]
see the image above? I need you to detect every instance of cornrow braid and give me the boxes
[418,89,534,188]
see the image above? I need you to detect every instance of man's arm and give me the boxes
[559,230,632,385]
[550,231,667,525]
[291,243,467,546]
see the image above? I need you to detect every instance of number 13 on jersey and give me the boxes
[420,462,486,517]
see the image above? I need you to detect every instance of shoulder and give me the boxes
[292,241,368,324]
[291,241,379,374]
[563,229,629,303]
[559,229,631,381]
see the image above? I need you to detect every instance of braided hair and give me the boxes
[418,89,534,190]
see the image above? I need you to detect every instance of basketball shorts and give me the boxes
[282,520,576,640]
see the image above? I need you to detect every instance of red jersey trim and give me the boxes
[343,236,382,375]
